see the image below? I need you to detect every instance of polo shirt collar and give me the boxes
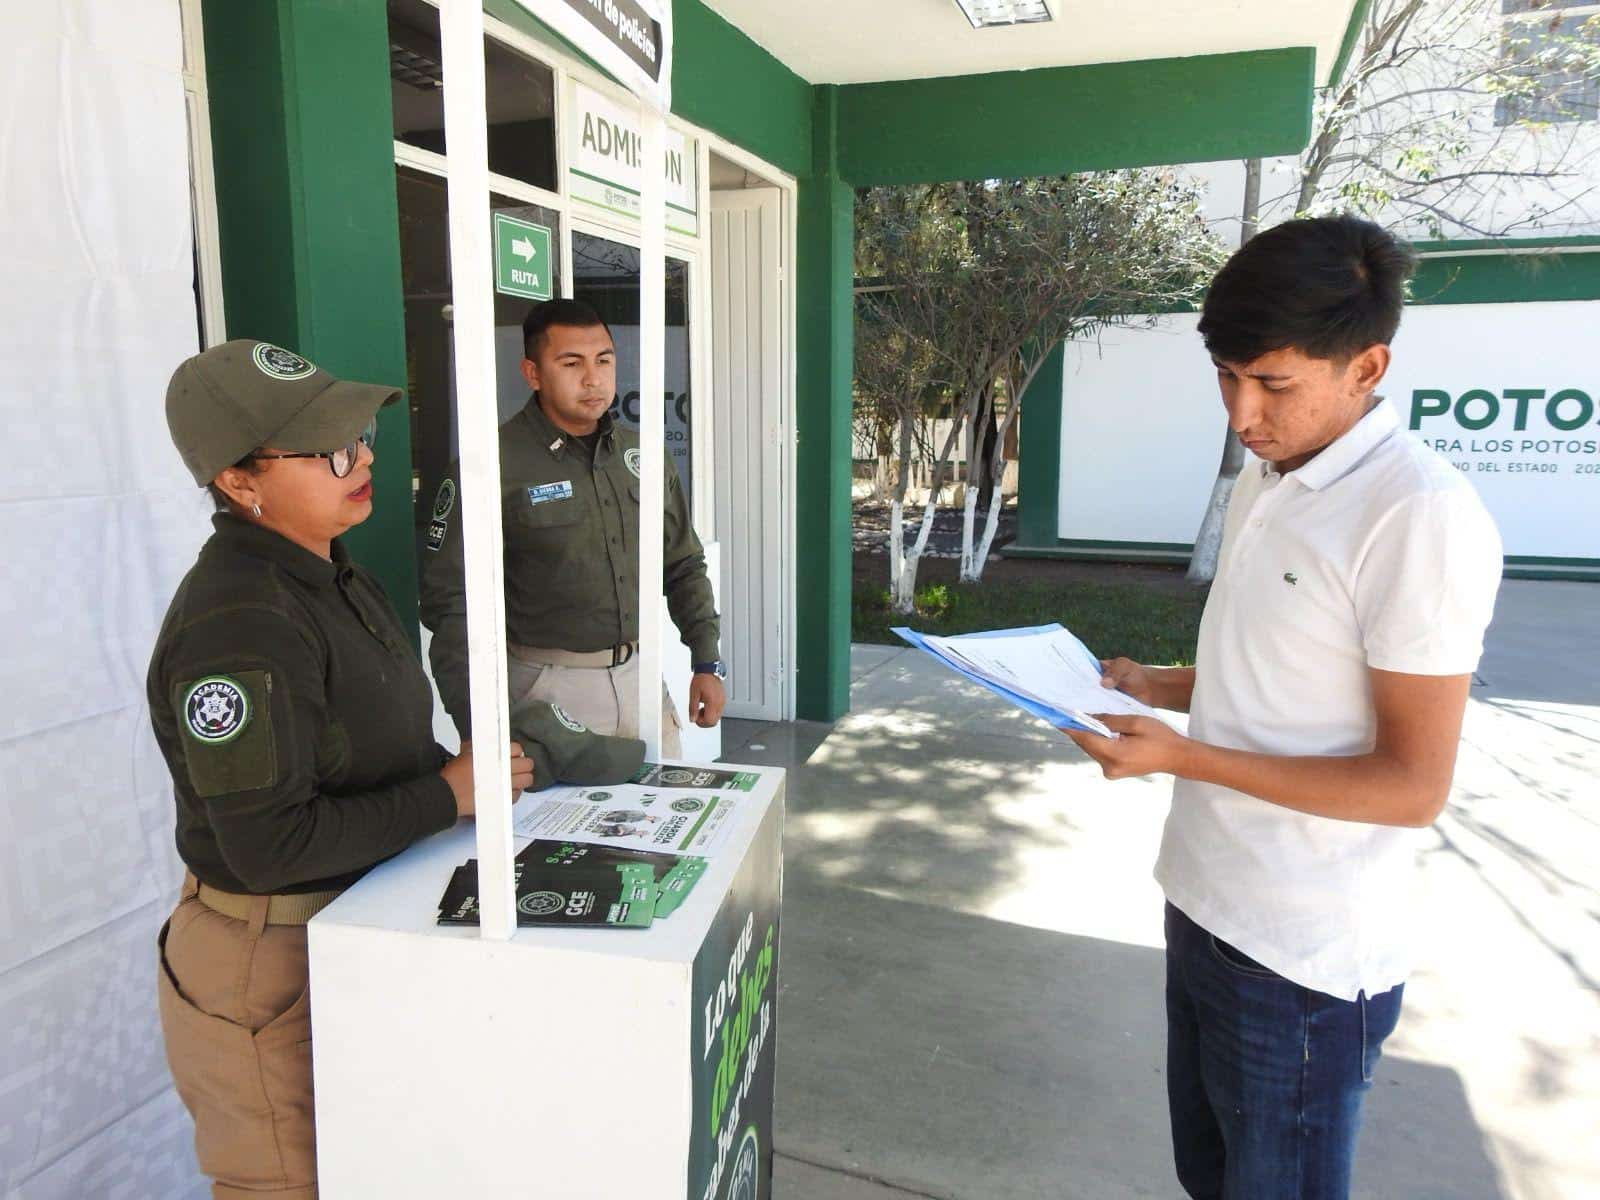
[1276,399,1400,492]
[211,513,344,586]
[521,393,615,457]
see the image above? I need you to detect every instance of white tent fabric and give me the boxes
[1,3,211,1196]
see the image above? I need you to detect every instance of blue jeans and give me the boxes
[1164,902,1404,1199]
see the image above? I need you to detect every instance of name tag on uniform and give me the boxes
[527,481,574,506]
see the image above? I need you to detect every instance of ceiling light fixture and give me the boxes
[952,0,1053,29]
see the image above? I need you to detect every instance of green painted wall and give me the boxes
[837,48,1316,186]
[1013,343,1065,550]
[795,87,855,721]
[1413,250,1600,306]
[671,0,813,178]
[202,0,417,635]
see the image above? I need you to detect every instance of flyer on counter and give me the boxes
[513,782,743,855]
[437,856,656,928]
[630,762,761,792]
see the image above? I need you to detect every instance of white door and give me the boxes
[710,188,785,721]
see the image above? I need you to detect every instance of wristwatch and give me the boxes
[692,660,727,680]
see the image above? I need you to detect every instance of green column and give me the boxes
[794,85,854,722]
[1013,342,1065,551]
[202,0,418,637]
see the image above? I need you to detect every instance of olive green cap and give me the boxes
[166,339,400,486]
[511,701,646,788]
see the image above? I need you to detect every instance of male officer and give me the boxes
[421,298,724,759]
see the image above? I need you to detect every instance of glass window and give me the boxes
[395,166,563,548]
[388,0,559,189]
[1497,10,1600,125]
[571,231,694,504]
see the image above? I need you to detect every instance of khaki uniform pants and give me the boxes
[508,647,682,758]
[157,875,317,1199]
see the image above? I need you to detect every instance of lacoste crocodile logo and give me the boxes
[1283,572,1299,586]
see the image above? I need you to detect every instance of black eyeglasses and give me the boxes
[251,419,377,479]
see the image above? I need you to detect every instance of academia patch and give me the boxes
[432,478,457,520]
[624,448,642,479]
[527,480,574,506]
[183,677,251,744]
[551,703,587,733]
[251,342,316,381]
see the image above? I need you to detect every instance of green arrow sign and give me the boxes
[493,213,553,301]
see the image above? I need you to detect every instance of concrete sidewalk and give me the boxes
[722,579,1600,1200]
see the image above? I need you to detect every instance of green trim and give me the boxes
[1505,555,1600,568]
[1003,539,1194,565]
[1004,541,1600,580]
[1411,250,1600,305]
[1015,343,1065,549]
[1414,235,1600,253]
[1504,566,1600,580]
[203,0,420,641]
[1327,0,1371,89]
[836,48,1317,186]
[567,168,699,216]
[670,0,812,178]
[794,86,854,722]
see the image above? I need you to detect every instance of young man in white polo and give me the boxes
[1067,214,1503,1199]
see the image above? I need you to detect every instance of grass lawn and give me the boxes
[852,576,1206,666]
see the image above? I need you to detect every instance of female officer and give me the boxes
[148,339,533,1199]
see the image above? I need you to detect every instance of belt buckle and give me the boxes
[612,642,635,668]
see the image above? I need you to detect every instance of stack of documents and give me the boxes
[436,839,709,930]
[892,623,1162,737]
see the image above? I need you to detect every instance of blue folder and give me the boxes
[891,623,1106,734]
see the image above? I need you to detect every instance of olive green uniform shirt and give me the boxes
[419,397,720,739]
[147,515,458,895]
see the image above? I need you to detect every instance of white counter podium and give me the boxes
[307,763,784,1200]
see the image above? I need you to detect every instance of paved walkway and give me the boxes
[721,579,1600,1200]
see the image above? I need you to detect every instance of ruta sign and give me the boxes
[492,213,553,300]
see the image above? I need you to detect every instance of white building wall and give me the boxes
[1057,302,1600,564]
[1,3,210,1196]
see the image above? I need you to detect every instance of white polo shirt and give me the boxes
[1155,399,1503,1001]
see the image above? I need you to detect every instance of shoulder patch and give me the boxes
[432,478,457,521]
[251,342,316,381]
[550,702,587,733]
[623,448,642,479]
[183,676,252,743]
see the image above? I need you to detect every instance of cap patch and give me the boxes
[184,676,252,744]
[624,448,642,479]
[251,342,317,381]
[551,703,587,734]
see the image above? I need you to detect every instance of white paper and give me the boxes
[513,782,742,855]
[921,627,1164,736]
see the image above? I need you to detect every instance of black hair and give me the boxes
[522,299,613,361]
[207,452,264,513]
[1197,214,1417,364]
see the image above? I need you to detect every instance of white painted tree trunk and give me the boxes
[958,486,980,581]
[973,491,1004,575]
[891,499,938,614]
[1185,430,1245,584]
[1186,159,1260,585]
[890,409,965,614]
